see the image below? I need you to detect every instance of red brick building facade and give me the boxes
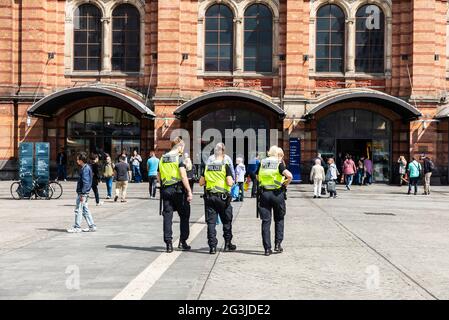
[1,0,449,183]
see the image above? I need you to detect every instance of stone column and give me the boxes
[102,17,112,72]
[346,18,355,74]
[234,17,243,73]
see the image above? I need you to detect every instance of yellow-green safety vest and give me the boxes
[204,161,231,194]
[159,153,182,187]
[258,157,284,190]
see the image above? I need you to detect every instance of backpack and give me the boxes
[428,160,435,171]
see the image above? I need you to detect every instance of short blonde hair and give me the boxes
[267,145,279,157]
[171,137,185,149]
[277,147,284,158]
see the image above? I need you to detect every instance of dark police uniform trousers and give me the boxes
[161,184,190,243]
[205,193,233,248]
[258,189,286,250]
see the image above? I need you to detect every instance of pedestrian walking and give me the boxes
[398,156,408,186]
[130,149,142,183]
[407,156,422,195]
[114,156,130,202]
[67,152,96,233]
[363,157,373,185]
[158,137,193,253]
[356,157,365,185]
[184,153,196,193]
[56,148,67,181]
[343,155,357,190]
[310,158,325,198]
[235,157,246,202]
[247,154,260,198]
[89,153,103,206]
[199,142,236,255]
[147,150,159,199]
[422,155,434,195]
[325,158,338,198]
[256,146,292,256]
[103,154,114,199]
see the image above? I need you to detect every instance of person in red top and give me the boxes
[342,154,357,190]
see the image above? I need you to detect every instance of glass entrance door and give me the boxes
[317,109,392,182]
[198,107,270,165]
[66,107,141,178]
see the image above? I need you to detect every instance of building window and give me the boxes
[205,4,234,72]
[244,4,273,73]
[316,4,345,73]
[112,4,140,72]
[73,4,102,71]
[355,5,385,73]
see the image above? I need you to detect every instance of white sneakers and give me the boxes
[82,227,97,232]
[96,201,104,206]
[67,227,97,233]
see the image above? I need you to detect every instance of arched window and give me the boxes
[112,4,140,72]
[205,4,234,72]
[316,4,345,73]
[356,5,385,73]
[74,4,102,71]
[244,4,273,73]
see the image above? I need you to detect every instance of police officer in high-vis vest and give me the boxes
[158,137,193,253]
[199,143,237,254]
[257,146,292,256]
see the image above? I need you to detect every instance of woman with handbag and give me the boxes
[407,156,422,195]
[326,158,339,199]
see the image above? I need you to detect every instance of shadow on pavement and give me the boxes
[37,228,68,233]
[106,244,212,255]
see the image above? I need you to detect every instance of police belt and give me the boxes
[260,186,284,193]
[205,190,230,200]
[161,182,183,190]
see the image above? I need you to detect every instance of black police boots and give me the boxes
[264,249,273,256]
[209,247,217,255]
[274,242,283,253]
[178,240,191,251]
[224,241,237,251]
[166,242,173,253]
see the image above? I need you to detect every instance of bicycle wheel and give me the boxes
[35,185,53,200]
[10,182,23,200]
[49,181,63,199]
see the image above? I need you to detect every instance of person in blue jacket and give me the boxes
[67,152,97,233]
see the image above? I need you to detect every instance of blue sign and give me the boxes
[289,138,301,183]
[35,143,50,185]
[19,143,34,198]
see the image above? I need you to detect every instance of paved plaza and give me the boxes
[0,181,448,300]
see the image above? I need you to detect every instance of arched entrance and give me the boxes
[66,107,141,177]
[317,109,392,182]
[175,91,285,164]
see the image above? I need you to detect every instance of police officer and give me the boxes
[257,146,292,256]
[158,137,193,253]
[199,143,237,254]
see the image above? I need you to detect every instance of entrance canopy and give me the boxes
[304,89,422,121]
[28,85,155,119]
[174,89,286,120]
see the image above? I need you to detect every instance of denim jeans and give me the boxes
[345,174,354,188]
[105,177,113,197]
[148,175,157,197]
[74,194,95,229]
[57,164,67,180]
[132,165,142,183]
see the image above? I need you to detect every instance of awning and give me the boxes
[28,85,155,119]
[174,89,286,120]
[304,90,422,120]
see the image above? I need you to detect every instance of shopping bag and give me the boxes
[231,184,240,200]
[327,181,336,193]
[244,181,249,191]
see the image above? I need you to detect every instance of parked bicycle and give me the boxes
[10,179,53,200]
[49,180,63,199]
